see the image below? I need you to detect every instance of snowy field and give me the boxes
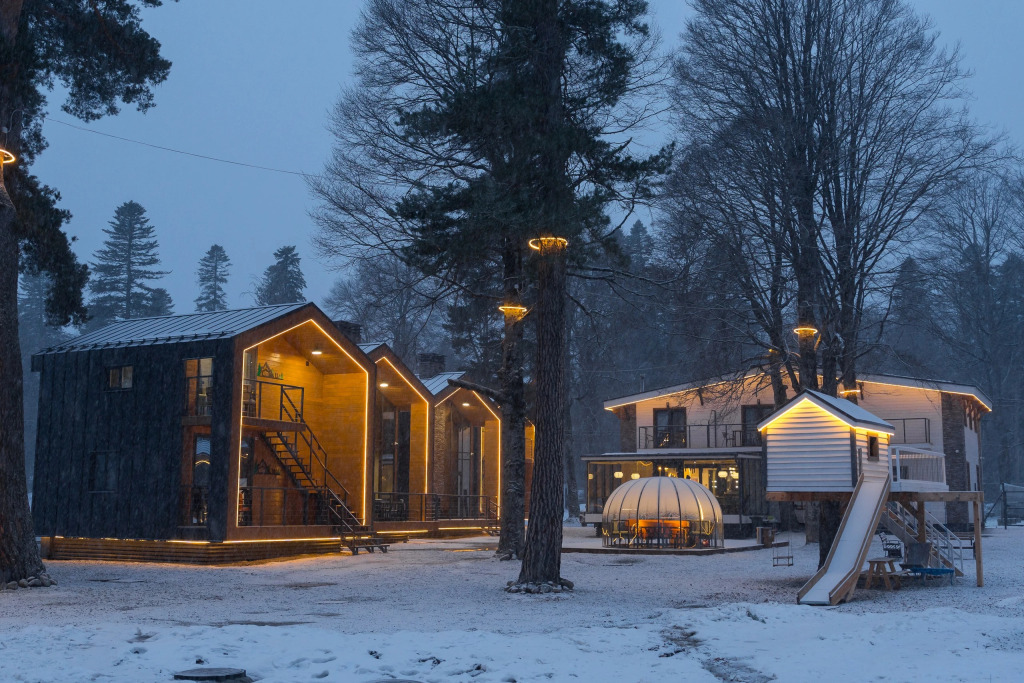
[1,527,1023,682]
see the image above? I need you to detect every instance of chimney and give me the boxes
[333,320,362,344]
[417,352,445,378]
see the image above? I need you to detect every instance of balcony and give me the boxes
[885,417,931,445]
[890,447,947,492]
[638,424,762,450]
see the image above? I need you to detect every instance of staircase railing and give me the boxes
[882,502,963,575]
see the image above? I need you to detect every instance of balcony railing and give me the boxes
[372,492,497,523]
[885,417,931,445]
[890,447,946,486]
[241,379,305,422]
[639,424,762,450]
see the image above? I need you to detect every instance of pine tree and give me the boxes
[254,246,306,306]
[194,244,231,312]
[0,0,171,586]
[88,201,169,325]
[142,287,174,317]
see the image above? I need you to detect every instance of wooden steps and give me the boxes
[46,537,344,564]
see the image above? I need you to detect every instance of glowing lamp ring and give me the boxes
[0,149,15,165]
[793,326,819,336]
[498,304,528,316]
[528,236,569,251]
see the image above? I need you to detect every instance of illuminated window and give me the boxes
[106,365,133,390]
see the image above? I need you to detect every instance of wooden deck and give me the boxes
[43,537,343,564]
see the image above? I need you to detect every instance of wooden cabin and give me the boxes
[358,342,434,537]
[30,303,376,561]
[420,370,502,532]
[589,371,990,534]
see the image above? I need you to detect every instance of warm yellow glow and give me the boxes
[376,529,430,535]
[859,378,992,412]
[311,348,323,355]
[757,396,895,436]
[839,388,861,397]
[379,382,389,388]
[793,326,819,336]
[472,390,502,516]
[439,526,487,531]
[376,355,432,499]
[588,473,594,480]
[238,318,372,523]
[614,471,624,479]
[528,236,569,251]
[462,401,471,407]
[498,304,528,316]
[630,472,640,480]
[0,148,14,165]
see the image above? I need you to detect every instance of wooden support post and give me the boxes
[914,500,926,543]
[973,497,984,588]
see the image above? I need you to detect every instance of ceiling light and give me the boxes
[461,401,471,407]
[311,348,323,355]
[379,382,389,388]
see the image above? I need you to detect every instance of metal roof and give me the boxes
[35,303,311,354]
[419,371,466,396]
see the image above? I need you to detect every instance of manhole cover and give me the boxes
[173,667,248,681]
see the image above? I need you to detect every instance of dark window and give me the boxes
[184,358,214,416]
[107,365,133,390]
[868,435,879,460]
[741,405,775,446]
[88,451,117,492]
[653,408,686,448]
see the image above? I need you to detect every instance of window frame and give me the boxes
[106,365,134,391]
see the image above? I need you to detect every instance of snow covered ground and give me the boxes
[1,527,1022,682]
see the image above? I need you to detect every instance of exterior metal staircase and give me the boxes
[880,501,964,576]
[258,385,389,554]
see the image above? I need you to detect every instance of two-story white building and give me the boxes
[587,372,990,533]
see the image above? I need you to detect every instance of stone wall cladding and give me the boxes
[941,392,970,529]
[432,403,452,495]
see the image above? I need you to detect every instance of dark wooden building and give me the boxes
[31,303,377,560]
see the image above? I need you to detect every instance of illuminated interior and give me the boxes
[233,320,369,532]
[601,476,724,549]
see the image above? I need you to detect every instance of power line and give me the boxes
[44,116,319,178]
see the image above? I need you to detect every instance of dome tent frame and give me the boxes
[601,476,724,549]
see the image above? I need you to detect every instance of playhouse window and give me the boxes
[868,435,879,460]
[107,365,133,390]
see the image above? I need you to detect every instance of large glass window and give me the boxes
[185,358,214,416]
[653,408,686,448]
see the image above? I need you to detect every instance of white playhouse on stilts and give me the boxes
[758,390,984,605]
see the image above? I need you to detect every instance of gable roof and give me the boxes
[757,390,895,434]
[419,371,466,397]
[358,341,387,355]
[35,303,311,355]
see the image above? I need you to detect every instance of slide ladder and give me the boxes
[881,502,964,576]
[798,474,891,606]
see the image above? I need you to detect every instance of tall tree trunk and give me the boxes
[517,238,567,587]
[496,243,526,559]
[0,158,45,585]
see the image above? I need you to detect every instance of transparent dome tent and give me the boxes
[602,476,724,549]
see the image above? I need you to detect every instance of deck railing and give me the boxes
[639,424,761,450]
[241,379,305,422]
[890,447,946,486]
[372,492,497,523]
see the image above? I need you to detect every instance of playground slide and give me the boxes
[798,474,891,606]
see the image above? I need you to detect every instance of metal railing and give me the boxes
[179,485,209,526]
[237,486,335,527]
[638,424,762,450]
[372,492,497,522]
[241,379,305,422]
[184,375,214,416]
[882,501,963,575]
[885,417,931,445]
[891,447,946,486]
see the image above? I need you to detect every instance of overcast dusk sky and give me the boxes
[29,1,1024,315]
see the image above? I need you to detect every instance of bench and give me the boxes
[345,538,390,555]
[952,531,976,558]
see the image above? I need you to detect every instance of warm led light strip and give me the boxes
[377,355,432,498]
[238,319,372,523]
[0,148,15,164]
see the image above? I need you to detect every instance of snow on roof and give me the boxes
[603,369,991,412]
[757,390,895,434]
[358,341,387,354]
[419,371,466,396]
[35,302,311,354]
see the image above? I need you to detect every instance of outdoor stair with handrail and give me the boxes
[880,502,964,577]
[259,388,389,555]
